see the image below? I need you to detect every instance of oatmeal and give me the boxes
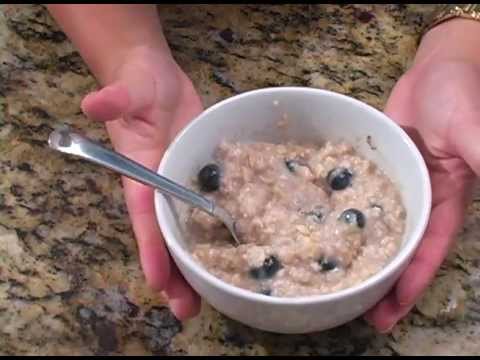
[187,141,406,297]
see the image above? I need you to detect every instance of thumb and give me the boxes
[383,76,413,128]
[81,71,156,122]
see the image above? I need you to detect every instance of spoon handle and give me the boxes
[48,127,215,214]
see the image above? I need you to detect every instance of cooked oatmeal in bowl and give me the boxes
[187,140,406,297]
[154,87,431,333]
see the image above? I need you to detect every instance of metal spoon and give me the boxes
[48,127,241,246]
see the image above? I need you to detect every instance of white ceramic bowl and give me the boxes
[154,87,431,334]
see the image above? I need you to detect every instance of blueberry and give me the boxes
[303,206,325,224]
[318,256,338,271]
[339,208,366,228]
[326,167,353,191]
[260,288,272,296]
[198,164,221,192]
[285,158,309,173]
[285,159,298,172]
[249,256,282,280]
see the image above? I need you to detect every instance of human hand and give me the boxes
[81,45,203,320]
[365,19,480,332]
[46,4,204,320]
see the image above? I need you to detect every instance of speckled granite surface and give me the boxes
[2,4,480,356]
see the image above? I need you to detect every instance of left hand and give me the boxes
[365,19,480,332]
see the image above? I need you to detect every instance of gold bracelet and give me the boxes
[424,4,480,36]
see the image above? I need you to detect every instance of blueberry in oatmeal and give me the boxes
[249,255,282,280]
[197,163,221,192]
[285,159,297,172]
[260,288,272,296]
[302,205,326,224]
[318,256,339,272]
[326,167,353,191]
[339,208,366,229]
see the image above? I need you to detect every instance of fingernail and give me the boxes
[363,314,375,327]
[364,317,395,334]
[169,298,190,321]
[168,298,181,318]
[379,323,395,334]
[81,92,98,114]
[83,90,98,102]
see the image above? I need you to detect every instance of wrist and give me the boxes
[414,18,480,68]
[47,4,174,85]
[99,42,175,85]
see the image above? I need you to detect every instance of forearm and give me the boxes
[46,4,170,83]
[414,18,480,66]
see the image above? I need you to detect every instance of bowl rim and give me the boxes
[155,86,432,305]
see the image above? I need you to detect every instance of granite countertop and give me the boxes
[2,4,480,356]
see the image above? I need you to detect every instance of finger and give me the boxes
[395,193,466,306]
[165,265,201,321]
[81,84,130,122]
[123,178,172,291]
[124,169,201,320]
[82,68,156,122]
[383,76,413,127]
[365,192,467,332]
[453,118,480,177]
[364,291,414,333]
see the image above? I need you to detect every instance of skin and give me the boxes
[365,18,480,332]
[46,5,480,331]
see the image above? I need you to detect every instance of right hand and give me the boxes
[81,45,203,320]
